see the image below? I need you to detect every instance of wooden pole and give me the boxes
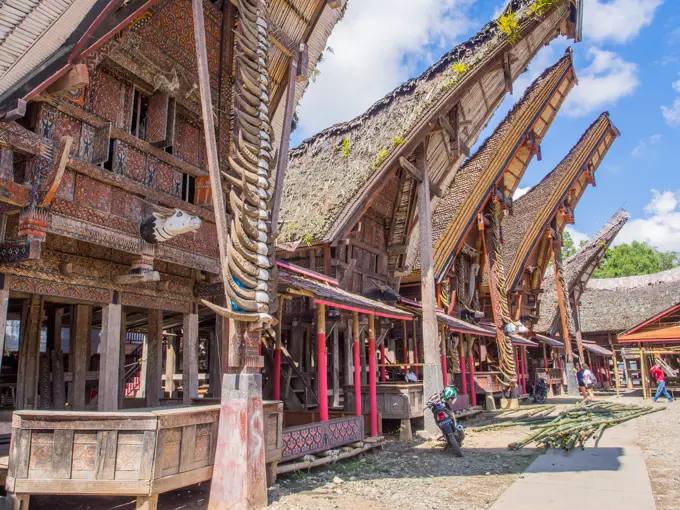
[352,312,361,417]
[317,303,328,421]
[551,239,578,395]
[0,275,9,372]
[345,317,353,388]
[359,322,367,385]
[402,321,408,375]
[99,300,122,411]
[412,318,419,379]
[440,324,448,387]
[182,308,199,405]
[542,342,549,370]
[379,341,386,383]
[332,324,340,408]
[368,314,378,437]
[273,297,283,401]
[522,346,528,395]
[572,299,586,364]
[145,309,163,408]
[609,333,620,396]
[165,336,177,398]
[71,303,90,411]
[639,345,648,399]
[459,336,467,396]
[467,337,476,407]
[118,309,126,408]
[416,145,443,433]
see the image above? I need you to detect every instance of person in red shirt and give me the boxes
[650,363,673,403]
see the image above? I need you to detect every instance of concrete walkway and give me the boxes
[490,420,655,510]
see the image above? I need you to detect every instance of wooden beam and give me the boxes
[71,304,91,411]
[297,43,309,82]
[182,310,199,405]
[192,0,229,281]
[39,136,73,207]
[98,300,122,411]
[502,52,513,94]
[0,275,8,374]
[0,99,26,122]
[46,64,89,95]
[145,309,163,407]
[399,157,423,182]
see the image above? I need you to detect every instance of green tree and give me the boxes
[561,231,577,259]
[593,241,679,278]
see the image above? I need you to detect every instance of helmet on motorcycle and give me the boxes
[441,386,457,401]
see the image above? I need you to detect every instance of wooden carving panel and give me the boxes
[147,92,169,145]
[92,123,112,165]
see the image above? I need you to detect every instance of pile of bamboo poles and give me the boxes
[473,405,557,432]
[508,401,665,451]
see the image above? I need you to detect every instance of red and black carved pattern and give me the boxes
[9,275,111,302]
[281,422,325,462]
[326,416,363,450]
[0,240,36,263]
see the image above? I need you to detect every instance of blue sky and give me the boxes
[291,0,680,252]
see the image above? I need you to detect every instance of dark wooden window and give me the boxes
[182,173,196,204]
[130,88,149,140]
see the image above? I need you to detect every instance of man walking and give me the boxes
[650,362,673,403]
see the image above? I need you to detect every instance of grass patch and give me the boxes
[497,11,521,45]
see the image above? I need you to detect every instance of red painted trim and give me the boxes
[317,331,328,421]
[353,337,362,417]
[277,259,339,285]
[468,354,476,407]
[441,352,448,387]
[69,0,123,63]
[619,301,680,338]
[313,299,412,321]
[413,330,419,379]
[368,333,378,437]
[449,326,495,338]
[619,336,680,344]
[459,353,467,396]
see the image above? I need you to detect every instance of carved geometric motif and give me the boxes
[175,117,202,167]
[0,149,13,180]
[79,123,95,162]
[9,275,111,303]
[54,114,81,156]
[124,145,147,183]
[92,71,123,124]
[72,443,96,471]
[113,140,128,175]
[281,416,364,462]
[115,444,142,472]
[326,416,363,449]
[74,174,112,212]
[56,170,76,201]
[38,104,57,140]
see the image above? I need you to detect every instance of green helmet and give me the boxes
[442,386,457,400]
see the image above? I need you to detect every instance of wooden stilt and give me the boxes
[459,336,467,396]
[165,336,177,398]
[359,322,367,385]
[118,309,127,409]
[136,495,158,510]
[98,299,122,411]
[542,342,549,370]
[368,314,378,437]
[344,317,353,388]
[467,338,476,407]
[332,324,340,408]
[182,309,199,405]
[317,303,328,421]
[145,309,163,408]
[352,312,361,417]
[412,318,419,379]
[522,346,528,395]
[273,298,283,401]
[609,333,620,395]
[402,320,408,375]
[379,342,386,383]
[71,303,91,411]
[440,323,448,387]
[0,274,9,372]
[639,346,648,399]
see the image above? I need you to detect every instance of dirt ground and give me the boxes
[19,395,680,510]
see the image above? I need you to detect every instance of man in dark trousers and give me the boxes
[650,362,673,403]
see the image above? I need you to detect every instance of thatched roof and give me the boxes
[406,49,576,279]
[279,0,576,246]
[579,267,680,335]
[536,209,629,334]
[502,112,620,290]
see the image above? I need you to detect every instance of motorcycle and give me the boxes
[533,377,548,404]
[425,386,465,457]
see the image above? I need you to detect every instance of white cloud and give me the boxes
[584,0,662,44]
[564,47,639,117]
[513,186,531,200]
[565,225,590,247]
[662,97,680,126]
[616,190,680,252]
[631,134,662,157]
[293,1,476,140]
[673,76,680,93]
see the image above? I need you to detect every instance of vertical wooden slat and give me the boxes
[140,429,157,481]
[182,311,199,405]
[119,309,127,409]
[165,337,177,397]
[95,430,117,480]
[16,295,42,410]
[145,309,163,407]
[11,428,30,479]
[99,302,122,411]
[72,304,92,411]
[0,274,10,373]
[179,424,196,472]
[52,429,74,479]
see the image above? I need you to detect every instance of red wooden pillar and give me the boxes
[402,321,408,375]
[459,337,467,396]
[380,343,387,382]
[467,339,476,407]
[412,318,419,380]
[317,304,328,421]
[368,314,378,437]
[543,343,549,370]
[352,312,362,417]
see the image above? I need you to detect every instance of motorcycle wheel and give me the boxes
[446,432,463,457]
[535,393,546,404]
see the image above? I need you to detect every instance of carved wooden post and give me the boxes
[182,306,199,405]
[71,303,90,411]
[368,313,378,437]
[571,297,586,365]
[352,312,362,417]
[317,303,328,421]
[16,295,43,410]
[415,146,443,433]
[145,309,163,408]
[98,297,122,411]
[551,235,579,395]
[118,309,127,409]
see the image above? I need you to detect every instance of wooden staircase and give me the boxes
[262,339,318,411]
